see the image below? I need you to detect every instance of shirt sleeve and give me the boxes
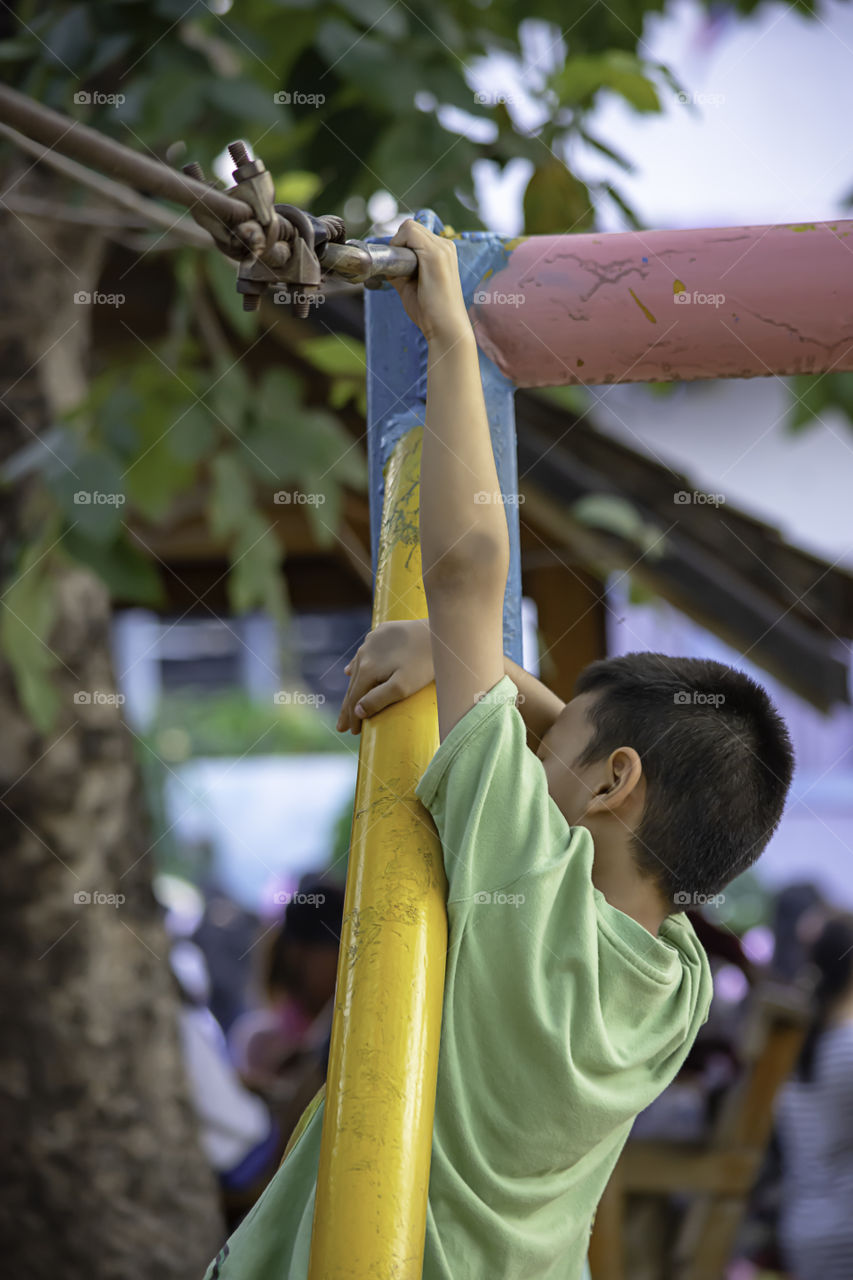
[415,675,576,902]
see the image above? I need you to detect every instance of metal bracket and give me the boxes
[182,140,417,315]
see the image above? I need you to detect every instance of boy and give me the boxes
[204,222,794,1279]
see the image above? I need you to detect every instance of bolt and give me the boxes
[183,161,205,181]
[228,141,250,167]
[242,295,261,312]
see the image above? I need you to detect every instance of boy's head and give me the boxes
[537,652,794,914]
[267,881,345,1016]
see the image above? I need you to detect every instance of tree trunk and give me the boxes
[0,161,223,1277]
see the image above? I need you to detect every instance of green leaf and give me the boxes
[601,52,661,113]
[368,109,478,207]
[208,451,257,540]
[46,4,92,69]
[228,513,286,621]
[787,374,833,433]
[207,362,252,436]
[170,402,218,463]
[336,0,408,37]
[123,416,196,522]
[205,76,283,129]
[52,451,127,543]
[298,334,366,377]
[600,181,643,230]
[627,577,659,606]
[551,51,661,114]
[578,128,636,173]
[523,161,594,234]
[572,493,664,557]
[0,39,38,62]
[0,548,60,733]
[98,383,142,456]
[274,170,323,206]
[62,528,164,607]
[87,31,134,77]
[292,408,366,487]
[257,368,301,423]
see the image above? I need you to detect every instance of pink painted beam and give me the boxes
[470,221,853,386]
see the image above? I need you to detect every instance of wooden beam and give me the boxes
[520,538,606,699]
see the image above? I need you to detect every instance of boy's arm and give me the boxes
[502,656,566,752]
[388,221,509,742]
[336,619,566,753]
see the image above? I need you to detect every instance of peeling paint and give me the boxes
[629,288,657,324]
[673,279,686,295]
[791,224,817,232]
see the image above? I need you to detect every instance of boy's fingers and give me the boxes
[354,679,400,720]
[337,657,360,730]
[389,218,420,247]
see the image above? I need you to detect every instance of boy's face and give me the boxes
[536,692,610,825]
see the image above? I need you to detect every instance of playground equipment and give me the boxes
[3,84,853,1278]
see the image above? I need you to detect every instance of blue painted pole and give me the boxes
[307,211,525,1279]
[364,209,523,662]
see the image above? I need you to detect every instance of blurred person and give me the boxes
[775,913,853,1279]
[770,881,827,984]
[625,911,757,1279]
[192,885,260,1033]
[171,944,283,1232]
[228,881,344,1097]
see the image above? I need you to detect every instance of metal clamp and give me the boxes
[183,140,417,315]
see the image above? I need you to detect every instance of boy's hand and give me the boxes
[388,220,474,348]
[336,620,434,735]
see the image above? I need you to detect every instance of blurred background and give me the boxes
[1,0,852,1277]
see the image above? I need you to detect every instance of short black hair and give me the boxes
[573,652,794,907]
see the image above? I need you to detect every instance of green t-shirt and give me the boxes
[204,677,712,1280]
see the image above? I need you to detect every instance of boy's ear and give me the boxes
[585,747,643,815]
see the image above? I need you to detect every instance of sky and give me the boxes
[473,0,853,233]
[464,0,853,565]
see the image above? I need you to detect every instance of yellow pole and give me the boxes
[308,425,448,1279]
